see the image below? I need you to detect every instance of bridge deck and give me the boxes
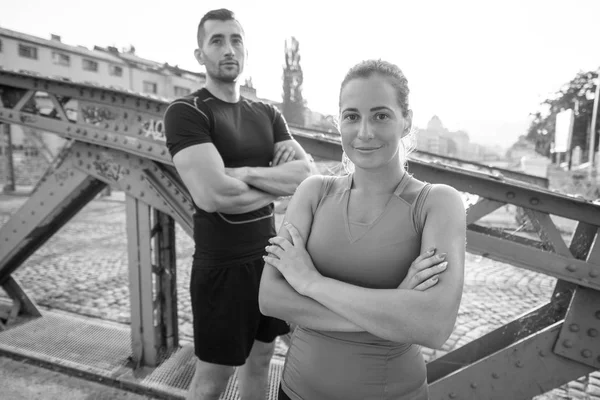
[0,302,286,400]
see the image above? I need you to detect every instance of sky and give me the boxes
[2,0,599,149]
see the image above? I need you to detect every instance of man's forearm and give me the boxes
[214,186,278,214]
[239,160,311,196]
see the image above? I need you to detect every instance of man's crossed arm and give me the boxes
[172,139,312,214]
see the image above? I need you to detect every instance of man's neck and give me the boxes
[204,78,240,103]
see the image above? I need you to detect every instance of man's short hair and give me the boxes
[197,8,240,48]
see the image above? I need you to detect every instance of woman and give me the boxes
[259,59,466,400]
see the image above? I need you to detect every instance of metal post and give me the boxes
[589,69,600,179]
[153,210,179,352]
[2,123,15,193]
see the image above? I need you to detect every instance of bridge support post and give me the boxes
[126,195,178,368]
[1,123,15,193]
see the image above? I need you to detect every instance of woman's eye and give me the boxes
[374,113,390,121]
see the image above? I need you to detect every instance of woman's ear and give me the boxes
[402,109,414,138]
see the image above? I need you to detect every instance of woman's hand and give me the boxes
[264,222,321,296]
[398,248,448,291]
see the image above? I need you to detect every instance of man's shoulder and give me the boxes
[241,97,279,115]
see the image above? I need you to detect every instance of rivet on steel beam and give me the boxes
[83,130,88,136]
[31,211,35,215]
[76,152,80,157]
[49,192,54,196]
[470,383,477,389]
[67,126,71,132]
[515,360,523,368]
[449,393,457,399]
[126,185,131,190]
[105,123,110,129]
[137,143,142,149]
[582,349,592,358]
[13,229,16,233]
[137,115,142,122]
[566,265,576,272]
[115,125,119,132]
[140,175,145,181]
[148,146,153,152]
[76,128,81,134]
[588,329,598,338]
[103,134,108,140]
[88,152,92,157]
[163,201,168,206]
[539,350,546,357]
[506,192,515,199]
[153,166,158,172]
[492,373,499,379]
[87,164,91,169]
[9,113,13,118]
[125,154,130,159]
[124,112,128,119]
[79,160,83,166]
[595,311,600,320]
[161,149,166,156]
[70,172,74,176]
[167,182,172,187]
[95,155,100,161]
[138,129,144,135]
[124,169,130,175]
[124,126,128,132]
[140,192,145,197]
[94,133,98,138]
[569,324,580,332]
[40,202,44,206]
[174,189,180,195]
[5,238,8,242]
[563,340,573,348]
[123,139,128,144]
[113,136,118,142]
[22,220,25,224]
[590,270,599,278]
[530,198,539,205]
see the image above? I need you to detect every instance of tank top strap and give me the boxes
[314,174,342,212]
[412,183,434,235]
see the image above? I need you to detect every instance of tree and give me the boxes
[282,37,306,126]
[526,70,599,158]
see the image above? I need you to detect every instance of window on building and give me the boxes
[109,65,123,77]
[52,52,70,66]
[18,44,38,59]
[82,59,98,72]
[174,86,191,97]
[143,81,157,94]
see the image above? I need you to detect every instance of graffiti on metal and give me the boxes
[92,156,126,182]
[141,119,166,142]
[81,104,119,126]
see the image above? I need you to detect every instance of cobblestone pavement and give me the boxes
[0,192,598,400]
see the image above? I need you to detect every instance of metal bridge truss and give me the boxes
[0,69,599,399]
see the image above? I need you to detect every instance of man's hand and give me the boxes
[398,248,448,291]
[272,145,296,166]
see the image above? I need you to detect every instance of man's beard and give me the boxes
[208,67,239,83]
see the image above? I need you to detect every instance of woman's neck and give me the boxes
[351,164,406,194]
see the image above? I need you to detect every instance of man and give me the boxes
[163,8,312,400]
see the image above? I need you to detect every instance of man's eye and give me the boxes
[343,114,359,121]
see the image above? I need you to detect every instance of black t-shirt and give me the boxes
[164,88,293,267]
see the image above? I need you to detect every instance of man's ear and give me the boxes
[194,48,205,66]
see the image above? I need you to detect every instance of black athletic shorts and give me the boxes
[190,257,290,366]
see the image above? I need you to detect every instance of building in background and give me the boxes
[0,26,259,186]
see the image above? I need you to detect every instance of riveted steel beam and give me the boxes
[69,142,193,236]
[427,302,566,383]
[466,229,600,290]
[522,209,572,256]
[428,322,595,400]
[0,150,106,281]
[466,199,507,224]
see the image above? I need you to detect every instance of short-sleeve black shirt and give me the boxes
[164,88,293,266]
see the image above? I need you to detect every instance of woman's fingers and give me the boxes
[414,261,448,285]
[284,223,305,247]
[414,276,440,291]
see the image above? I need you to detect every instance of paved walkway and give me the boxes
[0,190,597,399]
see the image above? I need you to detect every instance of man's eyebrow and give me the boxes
[208,33,224,41]
[370,106,394,112]
[341,107,358,113]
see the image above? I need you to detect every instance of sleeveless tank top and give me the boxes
[281,173,433,400]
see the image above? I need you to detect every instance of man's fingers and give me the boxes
[284,223,304,247]
[284,149,296,163]
[414,276,439,291]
